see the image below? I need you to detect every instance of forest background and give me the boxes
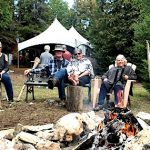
[0,0,149,93]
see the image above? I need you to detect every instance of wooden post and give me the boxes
[146,40,150,79]
[66,86,83,112]
[92,77,101,108]
[0,82,2,109]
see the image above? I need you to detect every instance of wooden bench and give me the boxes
[19,72,92,102]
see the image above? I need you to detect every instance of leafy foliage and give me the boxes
[133,0,150,92]
[89,0,140,74]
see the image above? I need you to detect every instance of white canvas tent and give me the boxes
[68,26,90,47]
[18,18,76,51]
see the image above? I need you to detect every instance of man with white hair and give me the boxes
[94,54,137,111]
[39,45,53,67]
[32,45,53,69]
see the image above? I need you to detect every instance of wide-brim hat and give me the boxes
[53,45,64,52]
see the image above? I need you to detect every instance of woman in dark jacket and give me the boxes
[94,54,137,111]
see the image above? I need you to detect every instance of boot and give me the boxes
[48,78,59,89]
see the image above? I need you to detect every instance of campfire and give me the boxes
[75,107,143,150]
[0,106,150,150]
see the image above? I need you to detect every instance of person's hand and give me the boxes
[124,75,129,80]
[24,69,32,76]
[104,78,108,82]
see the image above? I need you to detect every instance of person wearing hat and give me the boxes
[0,42,13,103]
[24,44,69,102]
[94,54,137,111]
[32,45,53,69]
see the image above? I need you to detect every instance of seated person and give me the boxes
[24,45,69,102]
[0,42,13,103]
[67,49,94,86]
[94,54,137,111]
[32,45,54,69]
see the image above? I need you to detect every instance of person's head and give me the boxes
[44,45,50,52]
[115,54,127,67]
[74,49,83,60]
[62,45,67,51]
[0,42,2,52]
[53,45,64,59]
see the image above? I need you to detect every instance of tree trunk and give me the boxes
[66,86,83,112]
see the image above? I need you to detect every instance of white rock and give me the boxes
[36,140,60,150]
[23,124,54,132]
[15,132,40,145]
[54,113,83,142]
[0,138,15,150]
[137,118,149,129]
[124,126,150,150]
[36,131,54,140]
[0,129,14,140]
[136,112,150,120]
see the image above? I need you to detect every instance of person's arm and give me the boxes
[80,59,95,78]
[32,57,40,69]
[123,66,137,80]
[1,54,9,74]
[78,70,89,78]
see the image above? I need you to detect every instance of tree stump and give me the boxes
[66,86,83,112]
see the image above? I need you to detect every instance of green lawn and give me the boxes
[2,72,150,115]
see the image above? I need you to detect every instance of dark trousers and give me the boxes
[54,68,68,100]
[1,72,13,101]
[98,83,123,106]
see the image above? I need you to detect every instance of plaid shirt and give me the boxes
[32,58,69,76]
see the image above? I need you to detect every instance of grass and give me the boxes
[2,69,150,115]
[130,83,150,114]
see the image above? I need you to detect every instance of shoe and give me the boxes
[48,78,59,89]
[93,105,103,111]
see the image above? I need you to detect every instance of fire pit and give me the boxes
[75,107,143,150]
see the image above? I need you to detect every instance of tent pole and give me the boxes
[18,51,19,68]
[16,38,20,68]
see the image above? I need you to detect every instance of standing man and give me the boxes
[0,42,13,103]
[24,45,69,102]
[32,45,53,69]
[39,45,54,67]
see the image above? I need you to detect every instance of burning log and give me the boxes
[75,107,143,150]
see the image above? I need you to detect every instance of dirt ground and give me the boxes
[0,67,97,130]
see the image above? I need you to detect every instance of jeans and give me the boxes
[79,75,90,86]
[98,83,123,106]
[54,68,68,100]
[1,72,13,101]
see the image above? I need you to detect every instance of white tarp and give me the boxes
[18,18,76,51]
[68,26,90,47]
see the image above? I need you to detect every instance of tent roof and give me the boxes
[68,26,90,47]
[18,18,76,51]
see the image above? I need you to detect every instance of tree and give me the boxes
[15,0,51,41]
[48,0,71,29]
[133,0,150,93]
[89,0,140,74]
